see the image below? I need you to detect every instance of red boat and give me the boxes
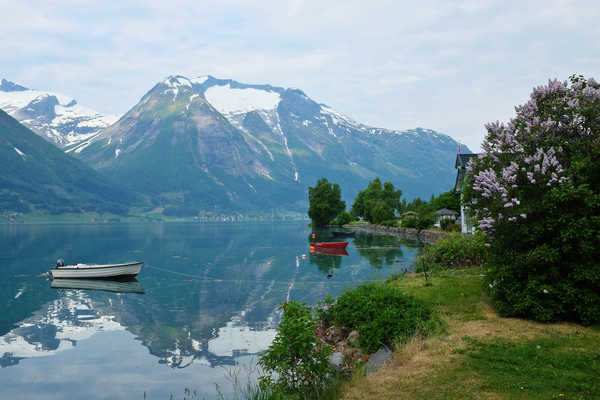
[312,241,349,249]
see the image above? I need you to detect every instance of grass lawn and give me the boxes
[341,268,600,400]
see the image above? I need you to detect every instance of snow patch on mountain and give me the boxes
[0,90,72,112]
[0,80,117,148]
[269,110,299,182]
[205,84,281,115]
[320,105,358,127]
[223,113,276,162]
[163,76,192,88]
[186,94,199,111]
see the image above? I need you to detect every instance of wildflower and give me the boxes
[543,289,549,294]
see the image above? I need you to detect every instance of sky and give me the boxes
[1,0,599,151]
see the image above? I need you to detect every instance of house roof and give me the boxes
[455,153,481,191]
[455,153,479,169]
[436,208,458,216]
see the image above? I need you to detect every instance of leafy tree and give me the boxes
[351,178,402,223]
[259,301,333,392]
[464,75,600,324]
[308,178,345,227]
[430,189,460,212]
[331,211,352,226]
[370,200,394,224]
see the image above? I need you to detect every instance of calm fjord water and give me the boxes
[0,222,420,399]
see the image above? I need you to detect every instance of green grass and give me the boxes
[443,335,600,399]
[387,268,488,321]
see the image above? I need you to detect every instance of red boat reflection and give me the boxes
[316,247,348,256]
[310,246,349,256]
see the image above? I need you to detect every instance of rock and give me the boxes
[325,325,345,343]
[364,346,393,375]
[335,341,347,353]
[346,330,359,346]
[328,352,344,371]
[343,347,363,364]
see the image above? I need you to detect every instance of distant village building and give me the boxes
[455,153,479,234]
[434,208,458,227]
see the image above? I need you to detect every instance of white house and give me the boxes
[434,208,458,227]
[455,153,479,234]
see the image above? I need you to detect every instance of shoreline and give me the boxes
[343,223,447,244]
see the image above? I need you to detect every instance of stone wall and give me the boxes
[344,224,448,244]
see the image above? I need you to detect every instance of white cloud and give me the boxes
[2,0,599,151]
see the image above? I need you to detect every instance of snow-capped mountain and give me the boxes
[0,79,118,148]
[73,75,467,214]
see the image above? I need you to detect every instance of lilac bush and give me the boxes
[464,75,600,324]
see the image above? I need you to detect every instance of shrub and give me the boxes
[259,301,333,393]
[417,232,488,270]
[440,219,460,232]
[415,213,434,230]
[464,75,600,324]
[401,216,418,228]
[380,219,398,227]
[322,283,437,353]
[401,214,434,230]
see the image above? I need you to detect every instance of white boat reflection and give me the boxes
[51,278,145,294]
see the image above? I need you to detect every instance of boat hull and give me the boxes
[313,241,349,249]
[50,262,144,279]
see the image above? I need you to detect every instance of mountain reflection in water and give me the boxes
[1,223,420,399]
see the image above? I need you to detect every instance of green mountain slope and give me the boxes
[0,110,136,215]
[74,76,469,214]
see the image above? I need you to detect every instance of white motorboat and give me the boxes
[49,261,144,279]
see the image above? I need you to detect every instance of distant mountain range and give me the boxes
[0,75,469,217]
[0,79,117,148]
[0,109,135,215]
